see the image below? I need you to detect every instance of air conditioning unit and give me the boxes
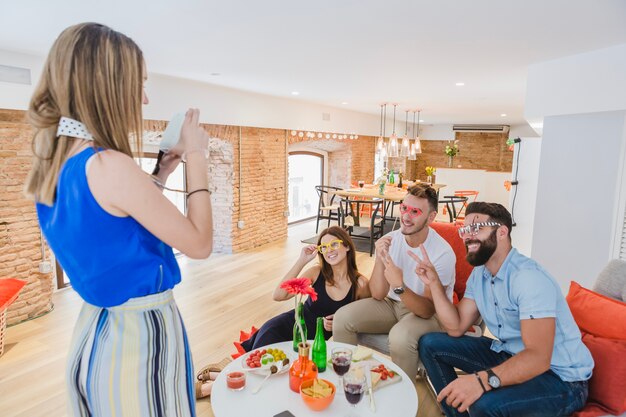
[453,124,510,133]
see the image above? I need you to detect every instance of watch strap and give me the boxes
[474,372,487,393]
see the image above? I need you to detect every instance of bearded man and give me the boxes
[416,202,593,417]
[333,183,456,379]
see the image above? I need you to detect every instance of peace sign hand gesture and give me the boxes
[407,244,441,287]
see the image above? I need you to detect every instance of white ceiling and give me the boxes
[1,0,626,125]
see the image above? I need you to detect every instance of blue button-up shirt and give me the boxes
[464,248,594,382]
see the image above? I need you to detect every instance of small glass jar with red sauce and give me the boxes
[226,371,246,390]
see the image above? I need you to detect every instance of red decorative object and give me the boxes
[231,326,259,359]
[0,278,27,357]
[289,343,318,393]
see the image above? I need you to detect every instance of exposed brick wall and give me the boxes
[408,131,512,181]
[0,109,54,325]
[231,127,288,252]
[288,135,376,187]
[350,136,376,184]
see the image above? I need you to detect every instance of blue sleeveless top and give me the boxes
[36,147,181,307]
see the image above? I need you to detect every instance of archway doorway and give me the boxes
[288,151,323,224]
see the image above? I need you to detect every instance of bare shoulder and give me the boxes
[304,265,322,283]
[89,149,140,176]
[356,274,369,287]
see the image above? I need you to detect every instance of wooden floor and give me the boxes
[0,220,441,417]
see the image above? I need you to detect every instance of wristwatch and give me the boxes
[486,368,501,389]
[392,285,405,295]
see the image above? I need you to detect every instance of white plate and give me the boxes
[240,350,293,376]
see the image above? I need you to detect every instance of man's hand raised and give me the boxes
[382,253,404,288]
[375,235,392,258]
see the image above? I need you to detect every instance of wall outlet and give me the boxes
[237,220,245,229]
[283,210,290,217]
[39,261,52,274]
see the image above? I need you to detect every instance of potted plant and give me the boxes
[444,141,460,167]
[425,166,436,184]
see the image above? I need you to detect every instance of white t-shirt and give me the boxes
[385,227,456,302]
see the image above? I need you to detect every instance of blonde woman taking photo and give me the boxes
[25,23,211,416]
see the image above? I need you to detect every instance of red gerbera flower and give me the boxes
[280,277,318,301]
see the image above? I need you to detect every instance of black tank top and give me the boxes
[304,272,356,318]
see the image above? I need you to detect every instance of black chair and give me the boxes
[439,195,469,223]
[341,198,385,256]
[314,185,343,233]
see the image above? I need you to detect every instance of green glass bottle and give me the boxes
[389,169,395,184]
[292,302,307,352]
[311,317,327,372]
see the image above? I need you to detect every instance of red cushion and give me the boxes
[571,332,626,416]
[566,281,626,340]
[430,222,473,301]
[0,278,26,310]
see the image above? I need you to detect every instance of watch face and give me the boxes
[393,286,405,295]
[488,375,501,388]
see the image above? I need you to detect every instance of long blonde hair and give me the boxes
[25,22,145,205]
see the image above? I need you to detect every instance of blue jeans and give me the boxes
[418,333,588,417]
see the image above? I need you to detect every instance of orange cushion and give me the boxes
[431,222,473,300]
[566,281,626,340]
[571,333,626,416]
[0,278,27,310]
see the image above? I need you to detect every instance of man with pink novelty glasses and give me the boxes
[333,184,456,379]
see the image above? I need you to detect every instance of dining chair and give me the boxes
[314,185,343,233]
[439,195,469,223]
[452,190,479,223]
[340,198,385,256]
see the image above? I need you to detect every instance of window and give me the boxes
[289,152,323,223]
[137,154,187,215]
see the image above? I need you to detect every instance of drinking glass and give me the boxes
[331,347,352,392]
[343,369,366,407]
[358,180,365,189]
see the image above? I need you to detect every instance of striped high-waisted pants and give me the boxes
[66,290,195,417]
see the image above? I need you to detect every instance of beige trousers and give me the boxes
[333,297,442,380]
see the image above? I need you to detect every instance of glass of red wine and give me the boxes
[358,180,365,189]
[331,347,352,392]
[343,369,366,407]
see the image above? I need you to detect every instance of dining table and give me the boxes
[331,182,446,223]
[211,340,418,417]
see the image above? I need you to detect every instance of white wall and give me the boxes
[531,111,626,292]
[434,168,511,214]
[509,137,542,257]
[0,50,44,110]
[520,42,626,294]
[525,43,626,119]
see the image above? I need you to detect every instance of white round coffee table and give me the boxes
[211,340,418,416]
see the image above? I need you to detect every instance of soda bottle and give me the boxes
[312,317,327,372]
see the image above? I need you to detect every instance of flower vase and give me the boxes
[292,302,307,352]
[447,156,454,168]
[378,181,386,195]
[426,175,432,184]
[289,343,318,393]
